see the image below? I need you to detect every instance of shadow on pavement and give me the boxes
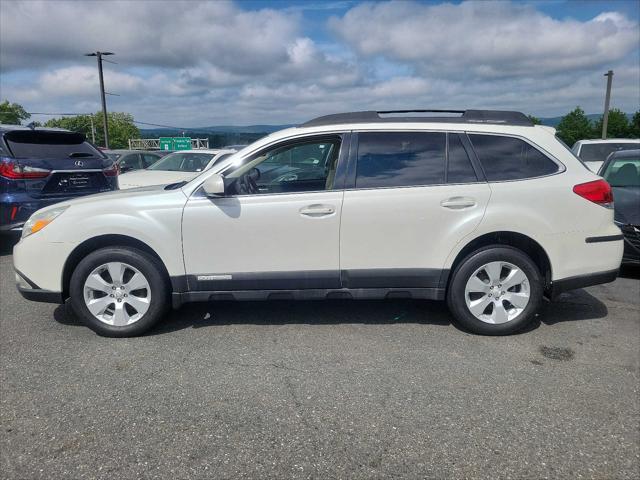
[619,264,640,280]
[52,286,610,337]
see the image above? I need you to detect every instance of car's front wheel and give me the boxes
[69,247,169,337]
[447,246,543,335]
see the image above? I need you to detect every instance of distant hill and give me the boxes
[141,124,293,136]
[539,114,604,127]
[539,113,633,127]
[140,112,634,136]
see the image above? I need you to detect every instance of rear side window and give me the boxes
[356,132,446,188]
[4,131,103,159]
[469,134,558,181]
[447,134,477,183]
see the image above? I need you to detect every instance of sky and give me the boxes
[0,0,638,128]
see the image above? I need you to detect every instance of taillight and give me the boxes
[573,179,613,209]
[0,160,50,179]
[103,163,119,177]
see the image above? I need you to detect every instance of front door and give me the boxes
[182,134,347,292]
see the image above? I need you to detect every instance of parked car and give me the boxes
[598,149,640,264]
[572,138,640,173]
[1,125,117,233]
[14,109,623,337]
[104,150,163,173]
[118,149,236,189]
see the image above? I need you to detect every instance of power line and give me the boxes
[1,111,209,132]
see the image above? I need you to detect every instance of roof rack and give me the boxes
[301,109,534,128]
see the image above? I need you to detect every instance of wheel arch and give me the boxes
[61,234,170,299]
[446,231,553,293]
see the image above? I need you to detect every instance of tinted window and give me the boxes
[448,134,477,183]
[142,153,160,168]
[579,143,639,162]
[119,154,141,171]
[356,132,445,188]
[147,152,214,172]
[5,131,103,159]
[469,134,558,181]
[602,157,640,187]
[226,138,341,194]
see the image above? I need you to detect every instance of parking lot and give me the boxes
[0,234,638,479]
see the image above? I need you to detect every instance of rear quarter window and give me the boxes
[469,134,559,181]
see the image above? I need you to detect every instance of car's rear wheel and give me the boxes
[69,247,169,337]
[447,246,543,335]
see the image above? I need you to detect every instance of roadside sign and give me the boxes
[159,137,192,150]
[174,137,191,150]
[159,137,173,151]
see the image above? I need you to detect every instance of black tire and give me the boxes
[69,247,170,337]
[447,245,543,335]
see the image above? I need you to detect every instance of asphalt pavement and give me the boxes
[1,234,638,479]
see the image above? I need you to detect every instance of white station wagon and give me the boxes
[14,110,623,337]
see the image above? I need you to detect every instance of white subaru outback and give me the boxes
[13,110,623,337]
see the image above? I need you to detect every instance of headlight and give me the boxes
[21,206,68,239]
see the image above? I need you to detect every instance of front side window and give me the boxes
[469,134,559,181]
[147,152,214,172]
[355,132,446,188]
[225,137,341,195]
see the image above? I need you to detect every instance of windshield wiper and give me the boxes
[165,181,187,190]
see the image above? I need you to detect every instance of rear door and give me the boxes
[4,130,115,198]
[339,131,491,291]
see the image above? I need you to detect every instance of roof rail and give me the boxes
[301,109,534,128]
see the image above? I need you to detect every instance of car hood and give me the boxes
[118,170,199,189]
[613,187,640,225]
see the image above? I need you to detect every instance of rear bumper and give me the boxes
[550,269,619,299]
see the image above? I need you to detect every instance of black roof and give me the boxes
[301,109,534,128]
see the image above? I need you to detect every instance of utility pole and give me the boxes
[89,116,96,144]
[601,70,613,139]
[85,51,114,148]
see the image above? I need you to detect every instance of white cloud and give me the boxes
[329,1,639,78]
[0,0,638,125]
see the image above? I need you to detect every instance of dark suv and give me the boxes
[0,126,118,232]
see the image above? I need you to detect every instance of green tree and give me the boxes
[592,108,631,139]
[630,110,640,138]
[527,115,542,125]
[0,100,30,125]
[556,106,594,147]
[45,112,139,149]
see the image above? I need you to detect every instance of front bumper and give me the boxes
[15,269,64,304]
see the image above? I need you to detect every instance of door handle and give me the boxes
[299,204,336,217]
[440,196,476,209]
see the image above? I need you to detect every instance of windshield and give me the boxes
[602,157,640,187]
[147,152,215,172]
[579,143,639,163]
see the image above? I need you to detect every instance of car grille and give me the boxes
[41,172,109,195]
[621,224,640,252]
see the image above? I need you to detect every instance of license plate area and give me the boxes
[42,172,108,194]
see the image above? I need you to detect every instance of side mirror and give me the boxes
[202,173,225,197]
